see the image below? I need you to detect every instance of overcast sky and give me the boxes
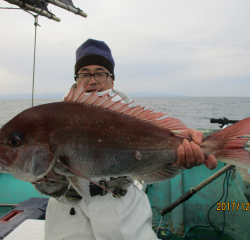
[0,0,250,96]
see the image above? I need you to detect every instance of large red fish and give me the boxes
[0,82,249,195]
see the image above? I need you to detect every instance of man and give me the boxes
[44,39,218,240]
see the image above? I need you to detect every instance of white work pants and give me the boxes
[45,185,159,240]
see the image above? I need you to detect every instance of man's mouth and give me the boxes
[85,86,102,93]
[86,89,99,93]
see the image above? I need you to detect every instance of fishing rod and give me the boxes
[160,164,233,216]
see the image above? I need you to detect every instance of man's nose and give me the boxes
[89,75,97,84]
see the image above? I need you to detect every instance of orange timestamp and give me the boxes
[216,202,250,211]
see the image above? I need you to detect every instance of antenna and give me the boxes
[1,0,87,106]
[3,0,87,21]
[44,0,87,18]
[4,0,59,21]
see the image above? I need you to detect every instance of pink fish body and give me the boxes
[0,82,249,187]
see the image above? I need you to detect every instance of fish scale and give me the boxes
[49,103,181,178]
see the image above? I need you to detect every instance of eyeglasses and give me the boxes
[74,72,113,83]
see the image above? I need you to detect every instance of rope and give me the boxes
[156,216,163,235]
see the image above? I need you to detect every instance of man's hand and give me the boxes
[173,129,218,170]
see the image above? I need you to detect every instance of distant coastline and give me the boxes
[0,93,65,99]
[0,92,187,99]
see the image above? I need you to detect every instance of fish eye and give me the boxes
[8,137,21,147]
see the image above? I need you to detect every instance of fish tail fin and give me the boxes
[206,117,250,168]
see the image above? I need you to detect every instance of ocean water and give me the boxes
[0,97,249,130]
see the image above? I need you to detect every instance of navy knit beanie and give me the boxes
[75,39,115,80]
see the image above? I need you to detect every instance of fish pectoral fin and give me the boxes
[31,142,55,181]
[133,164,183,185]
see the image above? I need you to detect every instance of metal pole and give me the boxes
[32,15,39,107]
[44,0,87,17]
[4,0,60,22]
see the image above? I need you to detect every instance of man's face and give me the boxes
[76,65,114,92]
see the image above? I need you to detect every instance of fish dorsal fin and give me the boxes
[64,81,188,132]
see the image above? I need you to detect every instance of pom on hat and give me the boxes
[75,39,115,80]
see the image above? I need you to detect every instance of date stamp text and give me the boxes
[216,202,250,211]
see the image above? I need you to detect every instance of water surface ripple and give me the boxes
[0,97,249,130]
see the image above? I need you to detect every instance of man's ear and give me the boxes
[111,80,114,89]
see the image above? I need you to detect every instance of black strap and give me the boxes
[89,180,107,197]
